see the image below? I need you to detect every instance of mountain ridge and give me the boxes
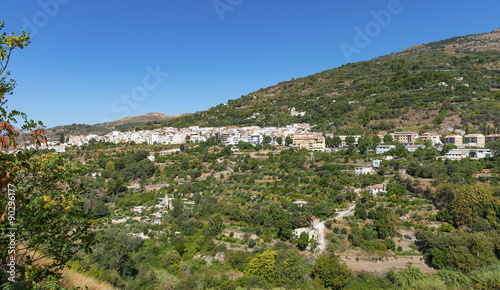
[46,112,192,139]
[144,28,499,135]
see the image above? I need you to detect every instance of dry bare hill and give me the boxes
[108,112,190,125]
[46,112,191,140]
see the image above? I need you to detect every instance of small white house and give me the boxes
[376,145,396,154]
[354,166,373,175]
[443,149,494,160]
[293,201,309,207]
[133,206,144,214]
[370,185,386,196]
[405,145,425,152]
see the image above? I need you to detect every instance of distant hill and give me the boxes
[145,28,500,135]
[107,112,190,126]
[46,112,191,140]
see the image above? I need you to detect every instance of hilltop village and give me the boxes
[43,124,497,161]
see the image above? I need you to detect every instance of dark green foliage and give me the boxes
[91,200,110,218]
[203,215,224,237]
[417,230,500,272]
[312,252,351,289]
[297,231,310,250]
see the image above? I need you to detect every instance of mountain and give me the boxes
[46,112,191,139]
[146,28,500,135]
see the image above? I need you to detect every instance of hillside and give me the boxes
[46,112,191,140]
[150,29,500,135]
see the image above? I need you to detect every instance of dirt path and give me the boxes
[336,203,356,220]
[342,255,434,274]
[314,221,326,252]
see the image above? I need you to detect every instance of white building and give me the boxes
[370,184,386,196]
[354,166,373,175]
[442,149,494,160]
[376,145,396,154]
[292,201,309,207]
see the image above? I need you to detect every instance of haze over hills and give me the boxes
[136,28,500,135]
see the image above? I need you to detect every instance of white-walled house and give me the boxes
[354,166,374,175]
[376,145,396,154]
[443,149,494,160]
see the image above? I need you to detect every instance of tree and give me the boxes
[245,250,277,284]
[203,214,224,236]
[285,136,293,146]
[273,248,305,287]
[486,141,500,158]
[263,136,272,145]
[332,136,342,147]
[92,200,110,218]
[1,22,95,287]
[221,145,232,156]
[312,252,351,289]
[164,250,181,267]
[105,160,115,174]
[444,184,499,227]
[276,137,283,145]
[58,132,65,144]
[383,134,394,144]
[105,177,125,195]
[297,231,310,250]
[345,136,355,146]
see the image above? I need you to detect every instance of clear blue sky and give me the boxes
[2,0,499,128]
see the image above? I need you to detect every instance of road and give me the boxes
[336,203,356,220]
[312,203,356,254]
[313,221,326,252]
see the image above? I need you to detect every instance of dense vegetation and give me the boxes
[56,134,500,289]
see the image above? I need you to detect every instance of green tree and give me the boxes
[332,136,342,147]
[203,214,224,236]
[486,141,500,158]
[276,136,283,145]
[221,145,232,156]
[312,252,351,289]
[58,132,65,144]
[273,248,305,287]
[1,23,95,287]
[285,136,293,146]
[92,200,110,218]
[383,134,394,144]
[164,250,181,267]
[325,136,334,148]
[105,160,115,174]
[245,250,277,284]
[297,231,310,250]
[263,136,272,145]
[345,136,356,146]
[105,177,125,195]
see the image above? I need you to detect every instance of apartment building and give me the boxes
[390,132,419,144]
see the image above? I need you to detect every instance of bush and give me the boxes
[384,239,396,251]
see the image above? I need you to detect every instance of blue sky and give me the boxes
[2,0,499,128]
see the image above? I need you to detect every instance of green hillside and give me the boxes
[147,29,500,135]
